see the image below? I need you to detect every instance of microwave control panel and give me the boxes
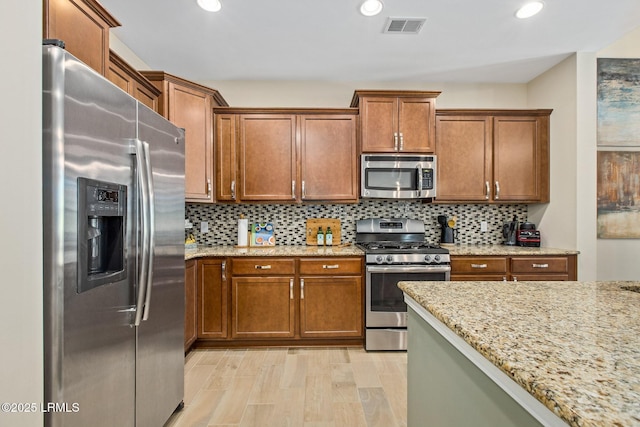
[421,169,434,190]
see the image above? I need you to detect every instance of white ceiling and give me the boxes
[101,0,640,84]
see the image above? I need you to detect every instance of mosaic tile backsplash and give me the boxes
[185,201,528,246]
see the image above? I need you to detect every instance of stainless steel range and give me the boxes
[356,218,451,351]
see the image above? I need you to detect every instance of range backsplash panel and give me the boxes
[186,201,528,246]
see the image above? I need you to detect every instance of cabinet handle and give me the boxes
[290,278,294,300]
[207,178,212,197]
[292,180,296,199]
[399,133,404,151]
[485,181,490,200]
[532,263,549,268]
[221,261,226,281]
[323,264,339,269]
[394,132,399,150]
[495,181,500,200]
[300,278,305,299]
[302,180,306,199]
[471,264,487,269]
[255,265,272,270]
[231,180,236,200]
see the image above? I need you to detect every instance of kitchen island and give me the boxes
[398,280,640,427]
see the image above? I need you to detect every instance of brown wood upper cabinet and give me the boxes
[142,72,228,203]
[214,109,358,203]
[107,50,160,112]
[351,90,440,153]
[43,0,120,76]
[435,110,551,203]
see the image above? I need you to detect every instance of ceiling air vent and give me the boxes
[383,17,426,34]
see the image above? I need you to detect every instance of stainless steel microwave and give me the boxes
[361,154,437,199]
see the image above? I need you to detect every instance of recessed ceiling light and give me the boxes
[515,1,544,19]
[360,0,384,17]
[197,0,221,12]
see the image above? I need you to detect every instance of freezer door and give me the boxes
[135,104,186,426]
[43,45,137,427]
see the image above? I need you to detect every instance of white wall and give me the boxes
[0,1,44,426]
[526,53,599,281]
[596,27,640,280]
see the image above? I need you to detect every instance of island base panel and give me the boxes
[407,309,545,427]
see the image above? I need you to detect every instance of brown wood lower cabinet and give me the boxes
[197,258,228,339]
[231,276,295,338]
[451,254,577,281]
[184,259,197,351]
[299,257,363,338]
[192,256,364,347]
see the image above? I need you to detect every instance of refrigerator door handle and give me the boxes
[130,138,151,326]
[141,140,155,321]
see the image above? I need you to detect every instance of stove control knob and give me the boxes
[386,255,394,263]
[434,255,441,262]
[424,254,432,263]
[375,255,384,264]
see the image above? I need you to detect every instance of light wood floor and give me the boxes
[165,347,407,427]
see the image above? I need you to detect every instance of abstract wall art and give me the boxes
[597,151,640,238]
[597,58,640,147]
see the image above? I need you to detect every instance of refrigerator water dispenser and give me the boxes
[77,177,127,293]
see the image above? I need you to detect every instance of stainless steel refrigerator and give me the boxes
[42,43,185,427]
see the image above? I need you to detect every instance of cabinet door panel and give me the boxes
[493,117,541,202]
[451,257,508,274]
[300,115,358,201]
[239,115,297,201]
[197,259,228,339]
[511,257,569,274]
[360,97,398,152]
[436,116,492,201]
[231,277,295,338]
[300,276,363,338]
[170,84,212,202]
[215,114,237,201]
[299,258,362,275]
[185,260,197,350]
[398,98,435,153]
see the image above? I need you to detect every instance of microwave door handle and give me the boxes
[416,167,423,197]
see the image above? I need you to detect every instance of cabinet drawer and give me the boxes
[510,257,568,274]
[451,257,507,274]
[231,258,296,275]
[299,258,362,275]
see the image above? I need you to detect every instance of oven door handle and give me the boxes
[366,265,451,274]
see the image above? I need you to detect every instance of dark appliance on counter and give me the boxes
[360,154,437,200]
[356,218,450,351]
[502,215,519,246]
[517,222,541,247]
[437,215,458,243]
[43,44,185,427]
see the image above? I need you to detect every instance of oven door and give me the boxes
[365,265,450,327]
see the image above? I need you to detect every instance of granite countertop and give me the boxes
[185,244,578,260]
[398,280,640,427]
[441,244,580,256]
[184,244,365,260]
